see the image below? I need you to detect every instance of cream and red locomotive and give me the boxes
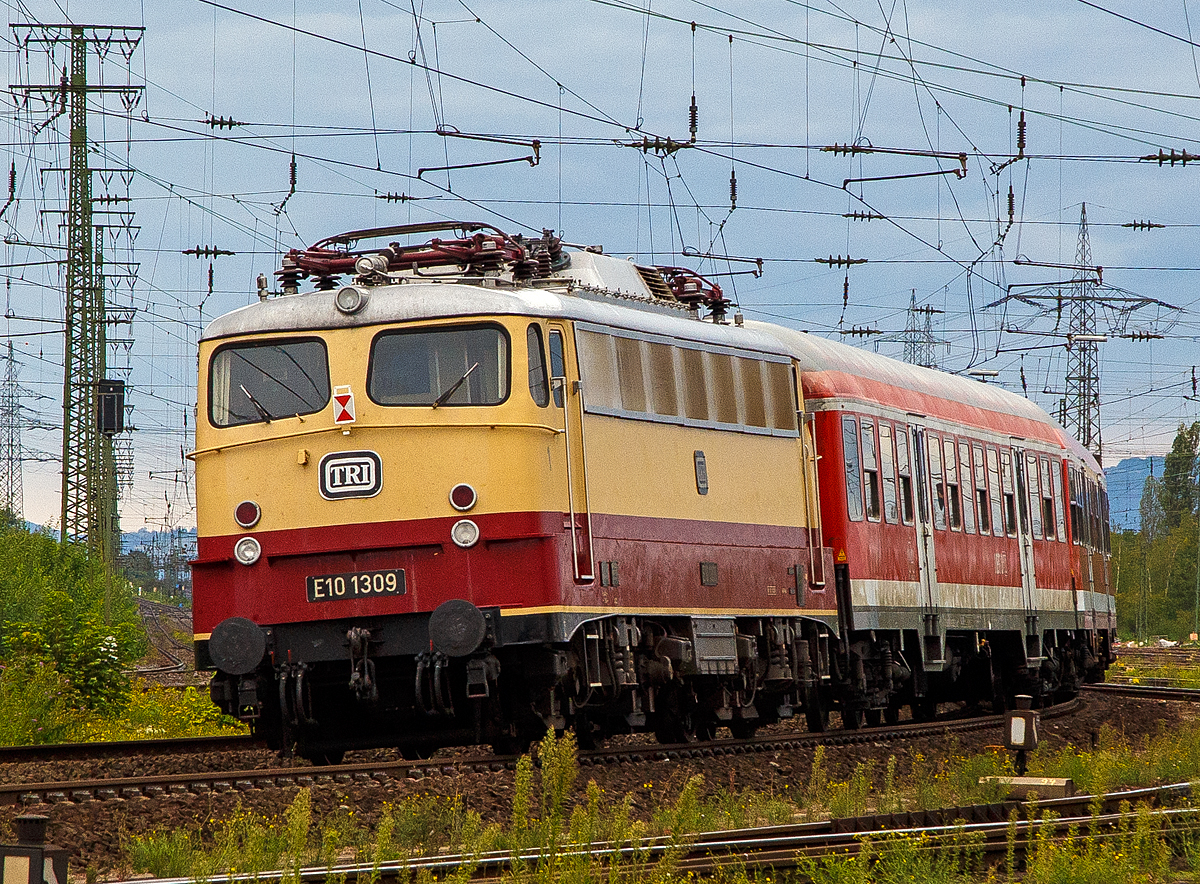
[191,222,1113,761]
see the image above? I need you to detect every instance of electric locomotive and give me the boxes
[191,221,1112,761]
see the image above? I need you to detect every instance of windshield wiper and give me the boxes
[432,363,479,408]
[240,384,273,423]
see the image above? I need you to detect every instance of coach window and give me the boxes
[861,419,881,521]
[973,443,991,533]
[527,325,550,407]
[645,342,679,417]
[209,337,330,427]
[958,439,976,533]
[880,423,899,523]
[843,415,865,522]
[1026,454,1043,538]
[1051,460,1067,542]
[944,438,962,530]
[986,447,1004,537]
[896,426,915,524]
[929,434,947,530]
[614,335,648,413]
[1000,450,1018,536]
[766,362,797,431]
[368,325,509,407]
[1102,489,1112,553]
[1039,456,1056,540]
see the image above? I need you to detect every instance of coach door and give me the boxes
[910,424,945,670]
[550,326,595,583]
[1011,445,1041,661]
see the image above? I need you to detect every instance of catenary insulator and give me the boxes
[729,169,737,210]
[689,94,698,141]
[1016,110,1026,157]
[1007,185,1015,222]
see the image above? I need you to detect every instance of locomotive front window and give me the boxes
[209,338,330,427]
[369,325,510,406]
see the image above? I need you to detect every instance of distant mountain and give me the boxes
[1106,456,1164,532]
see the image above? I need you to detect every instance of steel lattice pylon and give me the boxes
[0,342,23,522]
[12,23,142,560]
[1063,204,1101,459]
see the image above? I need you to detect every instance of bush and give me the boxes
[0,658,86,745]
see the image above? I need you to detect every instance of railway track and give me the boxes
[103,781,1199,884]
[0,734,260,765]
[1082,682,1200,701]
[1,699,1083,806]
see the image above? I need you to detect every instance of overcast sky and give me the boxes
[5,0,1200,531]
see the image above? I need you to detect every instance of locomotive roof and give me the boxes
[203,248,1100,474]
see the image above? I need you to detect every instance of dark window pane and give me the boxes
[369,325,509,406]
[527,324,549,407]
[210,338,330,427]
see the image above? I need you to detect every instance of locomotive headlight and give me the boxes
[451,519,480,549]
[334,285,368,315]
[234,500,261,528]
[234,536,262,566]
[449,483,477,511]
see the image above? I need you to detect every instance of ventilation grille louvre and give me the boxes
[635,265,676,301]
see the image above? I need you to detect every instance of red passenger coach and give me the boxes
[192,221,1112,760]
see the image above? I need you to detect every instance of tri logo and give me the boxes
[319,450,383,500]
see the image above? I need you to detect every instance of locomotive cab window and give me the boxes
[369,324,510,406]
[548,329,566,407]
[209,337,330,427]
[527,324,550,407]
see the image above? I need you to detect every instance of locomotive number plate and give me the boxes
[306,569,406,602]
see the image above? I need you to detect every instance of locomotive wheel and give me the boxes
[303,749,345,766]
[804,685,829,733]
[728,719,759,740]
[865,709,882,728]
[654,687,714,744]
[840,708,864,730]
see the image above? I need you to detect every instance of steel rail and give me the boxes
[0,699,1083,806]
[0,734,260,766]
[1082,682,1200,700]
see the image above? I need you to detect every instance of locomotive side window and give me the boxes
[369,325,510,406]
[740,358,768,428]
[765,362,798,431]
[1026,454,1043,538]
[680,347,710,421]
[1051,459,1067,542]
[958,439,976,533]
[1000,449,1018,537]
[209,337,330,427]
[896,426,914,524]
[861,419,881,521]
[929,433,947,530]
[709,353,739,424]
[843,415,864,522]
[575,330,618,408]
[943,437,962,531]
[879,422,899,523]
[527,325,550,407]
[548,330,566,407]
[614,335,648,413]
[647,342,680,416]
